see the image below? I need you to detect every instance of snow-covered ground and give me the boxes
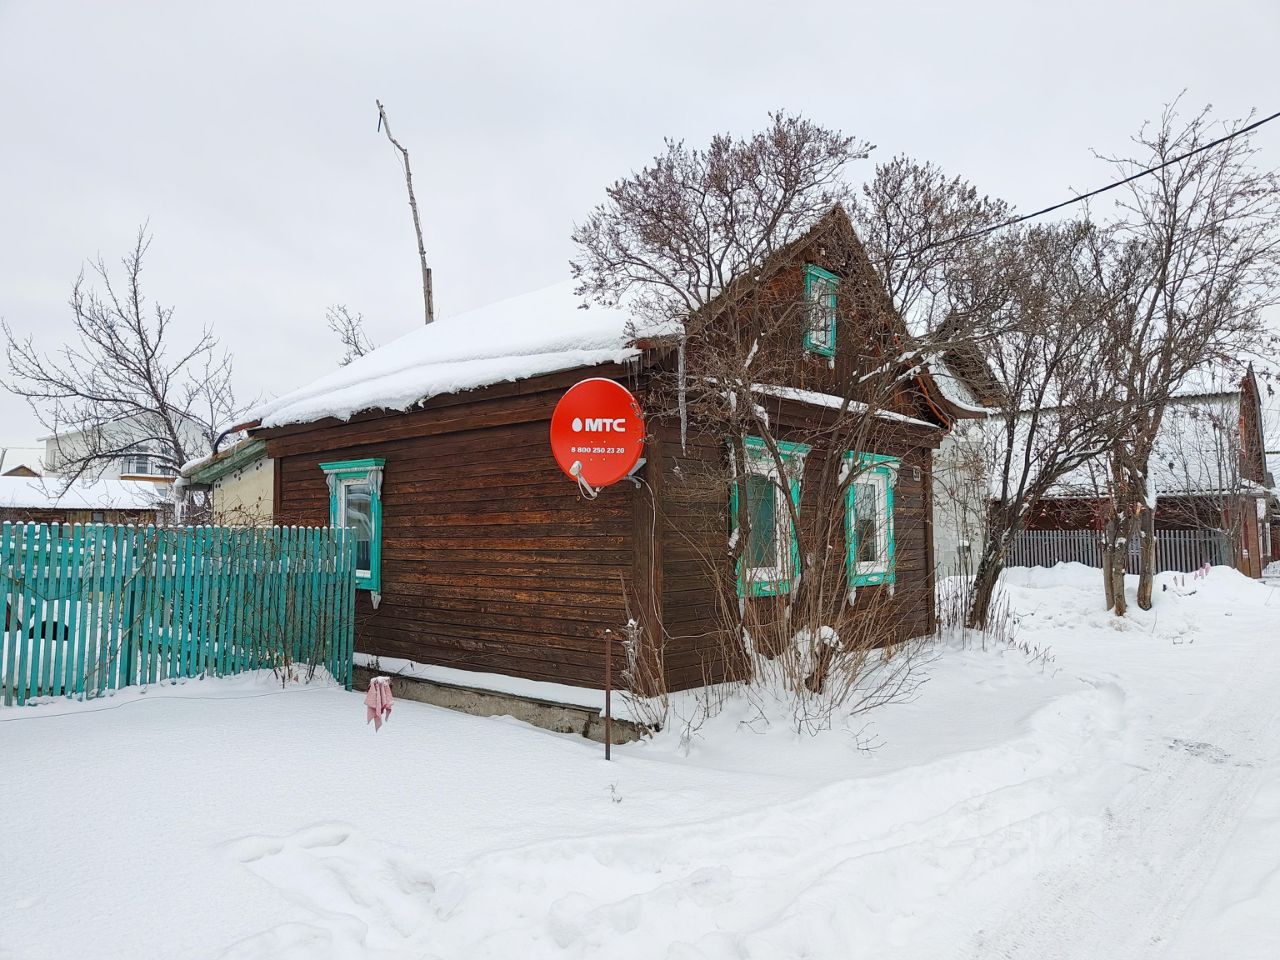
[2,564,1277,959]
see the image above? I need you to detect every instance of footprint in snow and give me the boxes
[1168,738,1253,767]
[219,822,436,958]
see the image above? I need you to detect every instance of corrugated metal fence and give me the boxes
[2,522,356,706]
[1007,528,1231,574]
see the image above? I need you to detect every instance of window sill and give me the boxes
[803,343,836,360]
[738,577,795,598]
[850,572,894,587]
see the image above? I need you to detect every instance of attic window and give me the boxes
[803,264,838,358]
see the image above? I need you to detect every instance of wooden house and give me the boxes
[249,211,972,695]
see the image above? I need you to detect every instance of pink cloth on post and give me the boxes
[364,676,393,731]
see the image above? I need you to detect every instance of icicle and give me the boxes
[677,335,688,453]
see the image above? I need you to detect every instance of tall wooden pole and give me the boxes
[376,100,434,326]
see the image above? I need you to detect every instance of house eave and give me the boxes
[185,438,269,485]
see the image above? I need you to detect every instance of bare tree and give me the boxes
[376,99,434,326]
[851,155,1013,335]
[849,162,1136,629]
[850,157,1020,591]
[1096,102,1280,613]
[326,305,375,366]
[1,227,237,487]
[961,223,1130,628]
[573,111,869,327]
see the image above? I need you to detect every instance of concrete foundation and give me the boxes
[353,665,646,744]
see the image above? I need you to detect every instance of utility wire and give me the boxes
[896,108,1280,259]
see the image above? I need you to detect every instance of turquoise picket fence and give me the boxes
[1,522,357,706]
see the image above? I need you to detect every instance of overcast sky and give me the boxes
[2,0,1278,460]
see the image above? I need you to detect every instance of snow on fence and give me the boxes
[1,522,356,706]
[1007,528,1231,574]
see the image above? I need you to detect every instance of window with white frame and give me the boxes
[731,438,809,597]
[119,445,173,477]
[845,453,898,586]
[320,458,385,592]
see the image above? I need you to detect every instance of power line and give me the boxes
[897,108,1280,259]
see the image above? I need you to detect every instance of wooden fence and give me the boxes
[1,523,356,706]
[1007,528,1231,574]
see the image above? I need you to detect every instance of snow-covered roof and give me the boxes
[927,361,991,415]
[253,282,671,429]
[1169,364,1247,399]
[180,437,268,483]
[1001,393,1262,499]
[1148,397,1262,495]
[753,384,940,429]
[0,476,165,512]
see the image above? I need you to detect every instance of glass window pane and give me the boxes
[854,482,880,564]
[343,481,374,572]
[745,473,779,570]
[807,277,835,345]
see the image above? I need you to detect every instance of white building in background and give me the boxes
[40,413,208,490]
[929,364,996,578]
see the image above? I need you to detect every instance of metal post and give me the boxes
[604,628,613,761]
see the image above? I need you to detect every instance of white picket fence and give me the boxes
[1007,528,1231,574]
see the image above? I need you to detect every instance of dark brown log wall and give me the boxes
[653,413,942,693]
[264,368,643,689]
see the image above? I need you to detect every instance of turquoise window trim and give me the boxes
[320,458,386,475]
[844,452,898,587]
[320,458,385,592]
[802,263,838,358]
[729,437,811,598]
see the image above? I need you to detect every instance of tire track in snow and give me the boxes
[964,637,1280,960]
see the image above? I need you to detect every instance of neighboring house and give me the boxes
[41,413,207,489]
[1264,450,1280,561]
[0,445,45,478]
[179,437,274,524]
[247,209,972,695]
[927,327,1005,577]
[1022,368,1273,578]
[0,476,164,526]
[929,362,999,577]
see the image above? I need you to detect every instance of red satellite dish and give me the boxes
[550,378,646,489]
